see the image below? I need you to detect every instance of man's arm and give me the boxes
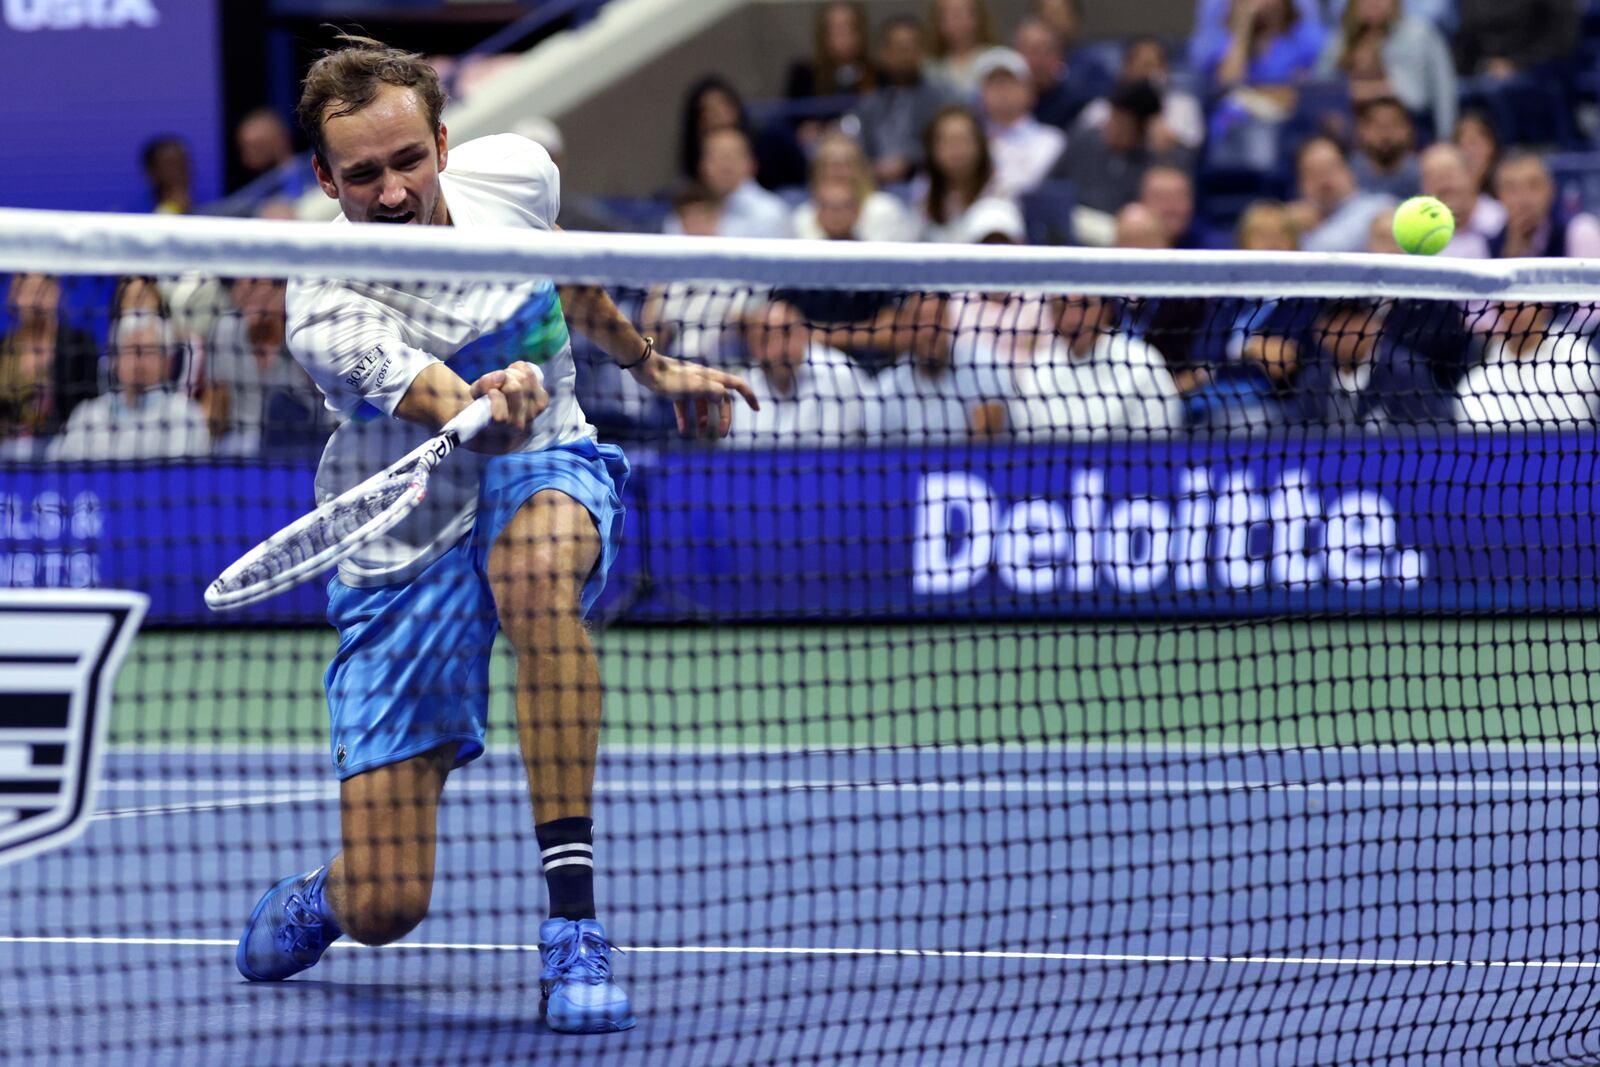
[557,275,760,439]
[394,360,548,454]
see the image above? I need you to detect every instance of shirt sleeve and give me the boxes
[285,281,440,418]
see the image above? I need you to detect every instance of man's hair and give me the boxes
[1294,133,1349,170]
[1355,95,1410,123]
[880,14,925,42]
[140,135,185,172]
[297,33,447,168]
[670,180,720,213]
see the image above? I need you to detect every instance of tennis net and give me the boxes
[2,208,1600,1066]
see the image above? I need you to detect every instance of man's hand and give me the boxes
[467,361,549,453]
[631,352,760,439]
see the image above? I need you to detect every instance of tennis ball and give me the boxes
[1392,196,1455,256]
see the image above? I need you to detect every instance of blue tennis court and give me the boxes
[3,745,1597,1067]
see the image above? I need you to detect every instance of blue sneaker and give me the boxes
[539,918,636,1033]
[236,866,343,982]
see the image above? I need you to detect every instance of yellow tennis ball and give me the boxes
[1392,196,1455,255]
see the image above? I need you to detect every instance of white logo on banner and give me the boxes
[913,469,1429,597]
[0,590,147,866]
[3,0,159,31]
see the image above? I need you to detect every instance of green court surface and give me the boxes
[113,619,1600,748]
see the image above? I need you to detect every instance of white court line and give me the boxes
[109,742,1600,756]
[0,934,1597,971]
[89,776,1600,821]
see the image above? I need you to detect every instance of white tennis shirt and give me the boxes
[287,134,596,587]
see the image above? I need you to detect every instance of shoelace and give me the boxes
[275,891,337,958]
[542,926,623,985]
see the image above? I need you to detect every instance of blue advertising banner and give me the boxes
[0,0,222,211]
[2,434,1597,626]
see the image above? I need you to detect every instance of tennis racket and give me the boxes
[206,394,496,611]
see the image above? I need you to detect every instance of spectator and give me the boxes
[141,135,193,215]
[1489,151,1600,259]
[48,307,210,462]
[1350,97,1420,197]
[1453,109,1507,239]
[232,108,307,201]
[1114,202,1169,249]
[1292,298,1449,428]
[1417,144,1491,256]
[513,117,630,233]
[1238,198,1301,251]
[1197,0,1326,88]
[726,299,877,446]
[1195,0,1325,170]
[1012,17,1088,130]
[975,49,1066,198]
[787,1,877,145]
[1456,301,1599,427]
[914,105,1014,242]
[202,278,330,456]
[666,127,793,239]
[642,184,761,367]
[1013,293,1184,439]
[1048,80,1184,215]
[792,131,915,242]
[1319,0,1456,137]
[776,186,903,372]
[1076,37,1206,154]
[0,274,98,451]
[1454,0,1578,79]
[926,0,1009,95]
[1139,165,1218,249]
[875,293,1014,443]
[848,16,955,186]
[678,76,805,192]
[941,201,1055,365]
[1289,134,1394,253]
[1365,209,1484,386]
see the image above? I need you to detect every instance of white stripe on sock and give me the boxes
[540,843,593,861]
[543,856,594,872]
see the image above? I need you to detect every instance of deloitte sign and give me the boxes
[913,468,1429,599]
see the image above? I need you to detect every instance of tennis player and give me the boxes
[234,35,756,1033]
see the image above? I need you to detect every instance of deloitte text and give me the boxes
[913,470,1428,597]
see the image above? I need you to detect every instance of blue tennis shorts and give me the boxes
[321,439,629,780]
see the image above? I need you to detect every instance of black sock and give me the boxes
[535,816,596,920]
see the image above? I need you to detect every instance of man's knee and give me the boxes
[339,880,432,946]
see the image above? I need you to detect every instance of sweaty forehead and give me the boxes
[321,86,432,161]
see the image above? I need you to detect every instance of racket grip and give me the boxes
[441,394,496,444]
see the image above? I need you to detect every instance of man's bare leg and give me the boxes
[487,489,603,834]
[322,744,454,944]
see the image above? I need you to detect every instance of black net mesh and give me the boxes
[2,261,1600,1067]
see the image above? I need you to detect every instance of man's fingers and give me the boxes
[673,399,688,436]
[486,387,509,425]
[717,396,733,438]
[471,370,506,399]
[716,370,760,411]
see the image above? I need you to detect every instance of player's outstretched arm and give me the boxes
[395,360,550,454]
[559,281,759,440]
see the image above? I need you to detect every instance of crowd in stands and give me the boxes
[5,0,1600,457]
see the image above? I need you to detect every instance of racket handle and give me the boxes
[440,394,496,445]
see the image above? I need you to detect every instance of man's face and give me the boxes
[1115,204,1168,249]
[879,26,924,82]
[699,130,754,198]
[1140,170,1192,240]
[147,143,190,191]
[752,304,810,372]
[114,320,168,393]
[1420,147,1474,222]
[1497,159,1554,232]
[1054,295,1105,341]
[238,116,291,174]
[1319,309,1373,368]
[1103,108,1142,153]
[980,72,1034,127]
[814,181,862,240]
[313,84,448,226]
[1014,23,1062,88]
[1298,141,1353,213]
[1494,300,1550,339]
[1356,104,1413,168]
